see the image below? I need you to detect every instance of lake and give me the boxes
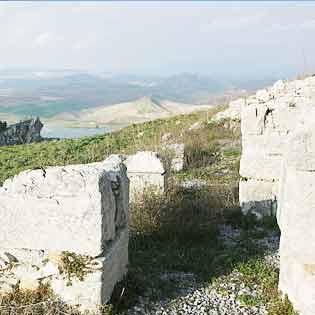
[41,125,111,139]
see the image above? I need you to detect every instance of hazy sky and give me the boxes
[1,1,315,79]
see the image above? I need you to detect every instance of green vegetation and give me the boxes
[0,108,225,185]
[2,100,88,118]
[58,252,93,286]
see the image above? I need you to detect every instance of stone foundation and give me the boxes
[0,158,129,311]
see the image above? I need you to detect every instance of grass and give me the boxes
[0,108,226,185]
[0,282,113,315]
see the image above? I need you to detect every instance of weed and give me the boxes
[237,294,262,307]
[58,252,93,286]
[267,294,298,315]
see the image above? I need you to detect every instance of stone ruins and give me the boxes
[0,157,129,311]
[236,75,315,314]
[239,76,315,217]
[277,118,315,315]
[0,118,43,146]
[212,98,244,123]
[125,151,167,200]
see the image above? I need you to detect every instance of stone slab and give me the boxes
[0,163,129,256]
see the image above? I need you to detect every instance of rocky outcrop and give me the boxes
[239,76,315,217]
[277,119,315,315]
[0,158,129,311]
[0,118,43,146]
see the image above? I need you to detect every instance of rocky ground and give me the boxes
[125,225,280,315]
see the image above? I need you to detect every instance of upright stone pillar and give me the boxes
[278,121,315,315]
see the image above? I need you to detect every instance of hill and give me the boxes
[50,96,212,129]
[0,70,254,123]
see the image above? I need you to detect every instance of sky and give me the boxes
[0,1,315,80]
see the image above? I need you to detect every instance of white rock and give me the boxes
[125,151,166,199]
[0,161,129,312]
[239,75,315,218]
[278,120,315,315]
[256,89,271,102]
[164,143,185,172]
[51,229,128,311]
[0,164,115,256]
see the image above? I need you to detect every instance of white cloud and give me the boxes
[0,2,314,77]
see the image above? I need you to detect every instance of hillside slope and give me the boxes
[51,97,212,129]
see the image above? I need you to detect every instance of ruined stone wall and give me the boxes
[277,119,315,315]
[0,157,129,311]
[239,76,315,217]
[0,117,43,146]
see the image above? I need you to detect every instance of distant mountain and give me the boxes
[0,69,274,122]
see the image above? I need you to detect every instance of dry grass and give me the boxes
[0,283,112,315]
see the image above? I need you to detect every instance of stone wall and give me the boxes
[0,157,129,311]
[277,120,315,315]
[239,76,315,217]
[0,118,43,146]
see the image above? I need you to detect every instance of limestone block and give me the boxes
[241,104,266,136]
[51,229,128,310]
[285,125,315,172]
[0,229,128,311]
[242,132,286,157]
[240,153,282,181]
[239,179,277,217]
[278,121,315,314]
[125,151,166,199]
[279,237,315,315]
[256,89,271,103]
[0,163,127,256]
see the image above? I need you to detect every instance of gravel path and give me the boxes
[125,225,280,315]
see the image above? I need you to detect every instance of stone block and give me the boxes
[125,151,166,199]
[239,179,277,217]
[51,229,128,310]
[278,121,315,314]
[0,162,128,256]
[241,104,266,136]
[240,153,282,181]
